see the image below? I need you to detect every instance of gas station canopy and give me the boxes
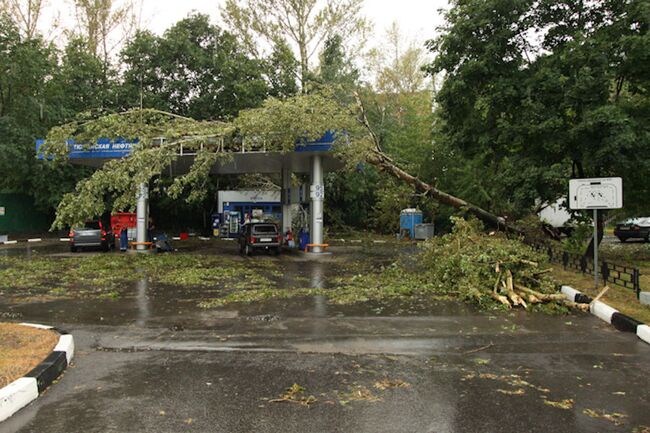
[35,133,345,174]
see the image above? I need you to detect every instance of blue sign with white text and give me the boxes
[36,138,137,159]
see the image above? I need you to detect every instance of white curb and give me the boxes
[561,285,580,300]
[590,300,619,324]
[638,325,650,345]
[2,241,17,245]
[562,285,649,345]
[19,323,53,330]
[0,325,74,423]
[53,334,75,364]
[0,378,38,422]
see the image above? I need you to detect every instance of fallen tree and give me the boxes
[353,92,516,234]
[415,217,588,312]
[40,89,528,236]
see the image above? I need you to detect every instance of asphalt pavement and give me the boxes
[1,241,649,433]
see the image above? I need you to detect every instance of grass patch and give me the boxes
[0,323,59,388]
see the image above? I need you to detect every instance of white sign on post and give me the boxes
[569,177,623,210]
[569,177,623,290]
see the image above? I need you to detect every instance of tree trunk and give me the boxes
[366,151,510,232]
[354,92,515,233]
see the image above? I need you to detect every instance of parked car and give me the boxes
[69,220,113,252]
[239,222,282,256]
[614,217,650,242]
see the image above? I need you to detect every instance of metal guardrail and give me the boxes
[528,242,641,298]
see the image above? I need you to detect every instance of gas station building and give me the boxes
[36,134,343,253]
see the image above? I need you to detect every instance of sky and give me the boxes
[137,0,449,45]
[38,0,449,49]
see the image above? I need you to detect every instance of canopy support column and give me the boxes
[136,182,149,251]
[282,167,292,235]
[310,155,324,253]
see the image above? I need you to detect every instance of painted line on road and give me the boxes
[27,238,42,243]
[2,241,17,245]
[59,238,71,242]
[0,325,74,422]
[561,285,649,345]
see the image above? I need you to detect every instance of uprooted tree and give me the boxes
[41,89,513,233]
[39,88,587,311]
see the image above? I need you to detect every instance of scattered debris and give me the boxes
[243,314,280,321]
[463,342,494,355]
[269,384,317,407]
[497,388,525,396]
[583,409,627,425]
[544,399,574,409]
[373,379,411,390]
[338,385,382,405]
[465,372,550,394]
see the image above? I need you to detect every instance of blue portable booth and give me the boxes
[400,209,423,239]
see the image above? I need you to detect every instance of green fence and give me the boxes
[0,193,51,234]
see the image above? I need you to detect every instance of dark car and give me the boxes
[69,220,113,252]
[614,217,650,242]
[239,223,282,256]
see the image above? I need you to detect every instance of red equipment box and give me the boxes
[111,212,136,237]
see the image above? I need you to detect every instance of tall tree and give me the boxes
[1,0,44,38]
[264,39,299,99]
[72,0,136,66]
[426,0,650,219]
[119,14,269,119]
[220,0,369,89]
[0,15,91,212]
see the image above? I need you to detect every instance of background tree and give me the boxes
[220,0,370,89]
[1,0,44,38]
[72,0,137,66]
[426,0,649,220]
[0,15,91,213]
[119,14,269,119]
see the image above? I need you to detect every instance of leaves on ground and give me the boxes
[338,385,382,405]
[269,383,317,407]
[497,388,525,396]
[583,409,628,425]
[464,372,550,394]
[373,379,411,390]
[543,399,574,409]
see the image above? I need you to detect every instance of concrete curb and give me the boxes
[0,324,74,422]
[561,285,650,345]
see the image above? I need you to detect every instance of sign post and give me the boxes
[569,178,623,289]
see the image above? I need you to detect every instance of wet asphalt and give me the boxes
[1,240,650,433]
